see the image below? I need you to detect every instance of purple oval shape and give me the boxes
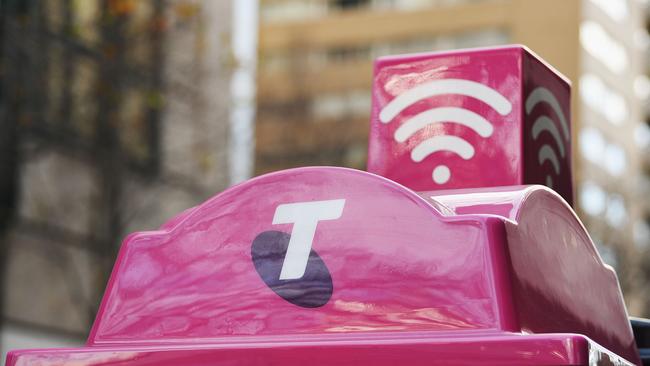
[251,230,333,308]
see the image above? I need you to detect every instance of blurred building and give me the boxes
[0,0,244,357]
[576,0,650,314]
[256,0,650,315]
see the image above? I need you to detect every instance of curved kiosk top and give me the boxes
[6,167,640,365]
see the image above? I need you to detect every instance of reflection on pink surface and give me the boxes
[429,185,639,364]
[368,45,573,205]
[5,168,639,365]
[6,333,632,366]
[90,167,499,343]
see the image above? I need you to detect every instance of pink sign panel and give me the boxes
[368,45,572,205]
[88,167,504,343]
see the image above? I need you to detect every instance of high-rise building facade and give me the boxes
[576,0,650,313]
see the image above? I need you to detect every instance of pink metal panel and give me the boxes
[522,52,573,204]
[429,185,638,364]
[368,45,572,205]
[5,333,632,365]
[87,167,508,344]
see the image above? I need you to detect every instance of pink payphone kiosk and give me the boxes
[6,46,649,365]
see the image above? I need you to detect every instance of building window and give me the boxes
[589,0,628,23]
[603,144,627,177]
[579,127,628,176]
[635,122,650,149]
[580,181,607,216]
[580,73,628,125]
[261,1,328,23]
[331,0,371,10]
[580,21,628,74]
[634,220,650,250]
[10,1,163,173]
[605,194,627,227]
[634,75,650,100]
[580,127,606,162]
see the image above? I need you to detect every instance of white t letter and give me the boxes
[273,199,345,280]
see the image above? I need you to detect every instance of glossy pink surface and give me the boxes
[428,186,639,364]
[367,45,573,205]
[5,333,632,365]
[6,168,636,365]
[90,167,506,342]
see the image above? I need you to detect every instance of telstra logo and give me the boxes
[251,199,345,308]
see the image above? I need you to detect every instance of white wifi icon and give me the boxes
[525,87,569,188]
[379,79,513,184]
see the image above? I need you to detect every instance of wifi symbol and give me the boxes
[379,79,513,184]
[525,87,569,188]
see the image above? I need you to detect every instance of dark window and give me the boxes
[331,0,371,10]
